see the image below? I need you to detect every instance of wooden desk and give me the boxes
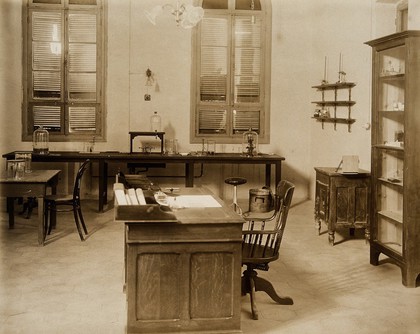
[314,167,370,245]
[3,151,285,212]
[115,187,244,334]
[0,170,60,246]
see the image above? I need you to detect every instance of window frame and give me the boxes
[396,0,408,32]
[22,0,106,142]
[190,0,271,144]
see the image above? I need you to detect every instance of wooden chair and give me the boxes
[44,160,90,241]
[241,180,295,320]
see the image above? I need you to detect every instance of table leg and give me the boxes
[98,161,108,212]
[7,197,15,229]
[265,164,271,187]
[37,197,45,246]
[275,162,281,187]
[185,162,194,187]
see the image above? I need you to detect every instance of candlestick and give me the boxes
[324,56,327,82]
[339,53,342,73]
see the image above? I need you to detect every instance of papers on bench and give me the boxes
[167,195,221,208]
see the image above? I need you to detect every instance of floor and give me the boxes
[1,197,419,334]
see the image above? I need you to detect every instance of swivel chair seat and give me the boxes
[225,177,247,214]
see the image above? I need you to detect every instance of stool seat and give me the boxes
[225,177,247,186]
[225,177,247,215]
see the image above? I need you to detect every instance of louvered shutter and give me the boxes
[31,11,62,99]
[198,16,228,134]
[232,16,261,134]
[233,110,260,134]
[69,106,96,132]
[33,105,61,131]
[233,16,261,104]
[200,17,228,102]
[199,109,227,134]
[68,13,97,101]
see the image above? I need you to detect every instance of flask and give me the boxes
[150,111,161,133]
[33,126,49,155]
[242,128,259,157]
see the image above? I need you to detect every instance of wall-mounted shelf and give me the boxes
[311,116,356,129]
[312,82,356,90]
[311,82,356,132]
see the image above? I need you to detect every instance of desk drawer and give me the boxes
[0,183,46,197]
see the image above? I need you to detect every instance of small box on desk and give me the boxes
[113,181,177,223]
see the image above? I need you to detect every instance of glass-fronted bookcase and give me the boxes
[366,31,420,287]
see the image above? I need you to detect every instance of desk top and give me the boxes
[3,151,285,163]
[0,169,61,184]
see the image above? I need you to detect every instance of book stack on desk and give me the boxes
[114,184,147,206]
[113,182,177,222]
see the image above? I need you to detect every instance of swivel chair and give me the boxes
[241,180,295,319]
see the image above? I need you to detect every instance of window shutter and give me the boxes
[33,105,61,131]
[199,109,227,134]
[31,11,62,99]
[200,17,228,102]
[233,16,261,104]
[69,106,96,132]
[233,110,260,134]
[68,13,97,101]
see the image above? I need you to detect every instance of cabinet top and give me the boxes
[365,30,420,47]
[314,167,370,176]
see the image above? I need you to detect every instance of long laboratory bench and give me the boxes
[3,151,285,212]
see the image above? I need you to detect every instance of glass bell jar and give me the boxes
[33,126,49,155]
[242,128,259,157]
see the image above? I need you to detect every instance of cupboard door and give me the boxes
[332,179,369,228]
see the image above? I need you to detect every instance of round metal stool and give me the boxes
[225,177,247,214]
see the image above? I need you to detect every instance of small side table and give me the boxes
[314,167,370,246]
[129,131,165,153]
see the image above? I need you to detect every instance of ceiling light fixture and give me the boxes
[145,1,204,29]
